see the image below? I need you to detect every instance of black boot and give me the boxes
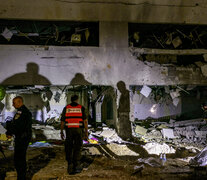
[67,163,74,175]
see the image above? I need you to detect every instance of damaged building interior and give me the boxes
[1,0,207,179]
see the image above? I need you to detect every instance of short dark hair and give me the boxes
[13,96,23,102]
[71,95,78,102]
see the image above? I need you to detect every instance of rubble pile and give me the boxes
[143,142,175,155]
[190,146,207,166]
[133,118,207,151]
[90,127,126,144]
[32,124,61,140]
[106,143,139,156]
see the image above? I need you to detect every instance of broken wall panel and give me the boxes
[130,86,207,121]
[0,87,68,123]
[1,21,207,86]
[129,23,207,49]
[132,94,181,120]
[0,20,99,46]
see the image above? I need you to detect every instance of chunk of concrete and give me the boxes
[0,124,6,134]
[135,125,147,135]
[201,64,207,77]
[195,131,207,139]
[173,97,180,106]
[190,146,207,166]
[161,128,175,139]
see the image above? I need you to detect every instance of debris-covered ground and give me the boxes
[1,123,207,179]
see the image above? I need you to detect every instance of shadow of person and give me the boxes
[27,148,56,179]
[70,73,92,86]
[0,101,4,114]
[1,62,51,85]
[117,81,132,140]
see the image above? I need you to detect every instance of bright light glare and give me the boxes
[150,104,157,114]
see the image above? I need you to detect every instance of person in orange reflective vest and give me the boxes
[60,94,88,174]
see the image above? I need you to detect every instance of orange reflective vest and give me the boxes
[65,104,83,128]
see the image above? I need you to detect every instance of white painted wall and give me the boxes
[0,45,172,87]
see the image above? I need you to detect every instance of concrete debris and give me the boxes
[100,128,115,138]
[201,64,207,77]
[186,85,196,90]
[185,146,202,152]
[170,89,180,99]
[91,127,125,144]
[157,124,169,129]
[106,143,139,156]
[203,54,207,62]
[133,118,207,152]
[82,147,102,156]
[135,125,147,136]
[143,130,163,140]
[195,61,204,67]
[137,157,162,167]
[173,118,205,127]
[32,124,61,140]
[190,146,207,166]
[172,97,180,106]
[0,124,6,134]
[143,142,176,155]
[161,128,175,139]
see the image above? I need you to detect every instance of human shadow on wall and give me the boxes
[70,73,92,86]
[0,102,4,114]
[1,62,51,85]
[117,81,132,140]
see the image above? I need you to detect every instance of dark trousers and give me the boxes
[65,128,83,168]
[14,138,30,180]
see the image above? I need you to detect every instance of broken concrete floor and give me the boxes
[1,144,207,180]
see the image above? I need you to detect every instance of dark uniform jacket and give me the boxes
[6,105,32,140]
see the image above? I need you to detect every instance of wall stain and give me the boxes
[0,9,7,15]
[107,64,111,69]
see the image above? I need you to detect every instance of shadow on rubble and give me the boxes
[27,148,56,179]
[0,152,15,180]
[80,155,95,170]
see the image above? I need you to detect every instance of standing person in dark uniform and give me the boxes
[60,94,88,175]
[6,96,32,180]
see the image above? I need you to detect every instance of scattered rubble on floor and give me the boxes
[133,118,207,152]
[90,127,127,144]
[143,142,175,155]
[190,146,207,166]
[32,124,61,140]
[0,124,6,134]
[106,144,139,156]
